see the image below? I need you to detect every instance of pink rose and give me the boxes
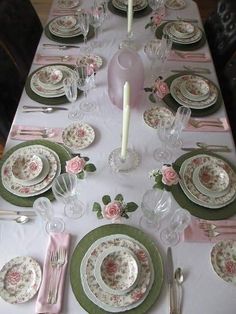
[102,201,122,220]
[225,260,236,274]
[65,156,86,174]
[161,165,180,186]
[152,13,162,26]
[6,271,21,285]
[154,79,169,99]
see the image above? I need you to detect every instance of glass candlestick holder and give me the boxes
[108,147,140,172]
[119,31,137,50]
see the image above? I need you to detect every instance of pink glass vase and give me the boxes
[107,48,144,109]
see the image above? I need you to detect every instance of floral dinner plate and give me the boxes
[0,256,41,304]
[163,22,202,45]
[165,0,186,10]
[211,240,236,284]
[143,107,174,129]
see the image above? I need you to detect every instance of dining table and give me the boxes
[0,0,236,313]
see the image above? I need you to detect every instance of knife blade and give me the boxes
[167,247,175,314]
[23,106,68,111]
[181,147,231,152]
[0,210,36,216]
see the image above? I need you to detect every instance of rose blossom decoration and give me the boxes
[154,77,169,100]
[102,201,122,221]
[65,155,96,179]
[149,164,180,190]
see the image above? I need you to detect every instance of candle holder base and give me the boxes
[108,147,140,172]
[119,32,137,50]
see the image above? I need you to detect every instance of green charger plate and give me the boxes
[25,64,82,105]
[155,22,206,51]
[172,149,236,220]
[163,73,222,117]
[70,224,163,314]
[0,140,71,207]
[108,0,152,17]
[45,19,95,44]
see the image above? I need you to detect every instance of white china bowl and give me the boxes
[180,78,210,101]
[171,21,195,38]
[38,67,63,86]
[94,247,140,296]
[12,154,43,183]
[192,162,230,197]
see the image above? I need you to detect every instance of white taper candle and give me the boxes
[127,0,133,34]
[121,81,131,160]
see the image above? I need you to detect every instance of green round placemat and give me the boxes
[45,20,94,44]
[171,149,236,220]
[0,140,71,207]
[163,73,222,117]
[25,64,82,105]
[108,0,152,17]
[70,224,163,314]
[155,22,206,51]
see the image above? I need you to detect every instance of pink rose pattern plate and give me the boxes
[143,107,174,129]
[49,16,81,38]
[211,240,236,284]
[80,234,154,312]
[179,154,236,208]
[0,256,41,304]
[1,145,61,197]
[76,55,103,71]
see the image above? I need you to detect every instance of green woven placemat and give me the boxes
[45,20,94,44]
[70,224,163,314]
[155,22,206,51]
[172,149,236,220]
[108,0,152,17]
[0,140,71,207]
[163,73,222,117]
[25,64,82,105]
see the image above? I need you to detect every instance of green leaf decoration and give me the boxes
[172,162,180,174]
[77,171,85,179]
[83,157,90,162]
[93,202,101,212]
[153,174,165,190]
[144,87,153,92]
[149,93,157,103]
[121,212,129,219]
[114,194,124,202]
[84,163,96,172]
[102,195,111,205]
[97,210,103,219]
[145,22,152,29]
[125,202,138,212]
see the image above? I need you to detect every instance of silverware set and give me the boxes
[171,66,211,75]
[199,222,236,238]
[188,118,223,128]
[42,43,80,50]
[16,127,55,138]
[48,248,66,304]
[36,54,73,63]
[181,142,231,152]
[0,210,36,223]
[174,50,206,59]
[22,105,68,113]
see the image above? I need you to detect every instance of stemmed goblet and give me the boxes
[77,11,90,53]
[33,197,65,233]
[158,34,173,75]
[144,39,162,82]
[153,118,173,163]
[52,173,85,219]
[63,76,84,121]
[89,4,105,49]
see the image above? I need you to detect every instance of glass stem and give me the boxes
[84,35,87,46]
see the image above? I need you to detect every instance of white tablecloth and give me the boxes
[0,0,236,313]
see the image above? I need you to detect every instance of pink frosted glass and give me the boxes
[108,48,144,109]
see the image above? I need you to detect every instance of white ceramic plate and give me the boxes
[49,16,81,38]
[62,122,95,151]
[180,77,210,101]
[165,0,186,10]
[211,240,236,284]
[179,154,236,208]
[0,256,41,304]
[112,0,148,12]
[170,75,218,109]
[1,145,61,197]
[37,66,63,88]
[57,0,80,9]
[12,154,43,183]
[163,22,202,45]
[143,107,174,129]
[169,22,195,39]
[80,234,154,312]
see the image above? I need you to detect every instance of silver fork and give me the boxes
[50,248,66,304]
[47,251,58,304]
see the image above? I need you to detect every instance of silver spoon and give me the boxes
[0,215,30,224]
[174,267,184,314]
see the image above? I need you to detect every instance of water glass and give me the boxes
[77,12,90,52]
[160,208,191,246]
[139,189,172,230]
[144,39,162,81]
[52,173,85,219]
[153,119,173,163]
[89,4,105,48]
[158,34,173,75]
[33,197,65,233]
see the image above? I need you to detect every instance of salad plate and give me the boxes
[165,0,186,10]
[179,154,236,208]
[169,21,195,39]
[12,154,43,183]
[57,0,80,9]
[1,145,61,197]
[112,0,147,12]
[0,256,41,304]
[62,122,95,151]
[54,15,78,30]
[170,75,218,109]
[49,18,81,38]
[163,22,202,44]
[143,107,174,129]
[37,66,63,87]
[80,234,154,312]
[95,246,140,296]
[211,240,236,284]
[180,77,210,101]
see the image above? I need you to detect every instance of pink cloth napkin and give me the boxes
[184,218,236,243]
[35,233,71,314]
[168,51,211,62]
[33,53,77,66]
[10,125,63,143]
[184,118,230,132]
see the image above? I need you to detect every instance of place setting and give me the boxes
[108,0,152,18]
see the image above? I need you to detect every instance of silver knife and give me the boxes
[181,147,231,152]
[42,43,80,49]
[23,106,68,111]
[0,210,36,216]
[167,247,175,314]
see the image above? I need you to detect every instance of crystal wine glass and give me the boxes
[144,39,162,82]
[153,118,173,163]
[52,173,85,219]
[160,208,191,246]
[77,11,90,53]
[63,76,84,121]
[89,4,105,49]
[158,34,173,75]
[33,197,65,233]
[139,189,172,230]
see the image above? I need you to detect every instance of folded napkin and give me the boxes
[168,51,211,62]
[184,118,230,132]
[33,53,76,66]
[35,232,71,314]
[184,218,236,243]
[10,125,63,143]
